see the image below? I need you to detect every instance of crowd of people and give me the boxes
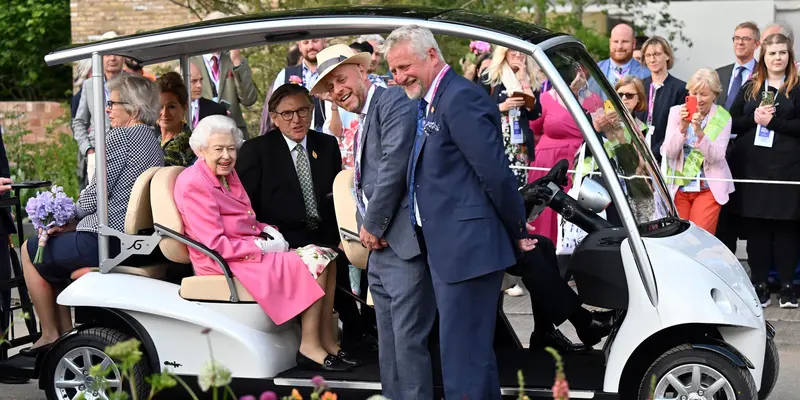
[3,10,800,400]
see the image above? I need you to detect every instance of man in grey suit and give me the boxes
[312,44,435,400]
[71,49,126,189]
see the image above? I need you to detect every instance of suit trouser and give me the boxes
[331,247,375,347]
[367,247,435,400]
[506,235,580,336]
[745,218,800,285]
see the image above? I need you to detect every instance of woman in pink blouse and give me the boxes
[527,67,594,242]
[175,115,359,372]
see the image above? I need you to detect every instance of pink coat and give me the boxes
[174,161,325,325]
[661,104,735,205]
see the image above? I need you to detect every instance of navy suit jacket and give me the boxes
[409,68,527,284]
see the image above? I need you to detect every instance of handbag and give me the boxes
[555,143,606,255]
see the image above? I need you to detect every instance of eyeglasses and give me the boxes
[106,100,128,109]
[733,36,755,43]
[644,52,664,59]
[616,92,637,100]
[273,107,311,121]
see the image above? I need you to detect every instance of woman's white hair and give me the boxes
[189,115,245,153]
[106,74,160,126]
[74,59,92,91]
[383,25,444,62]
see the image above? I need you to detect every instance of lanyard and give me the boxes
[608,62,630,81]
[424,65,450,115]
[646,82,661,127]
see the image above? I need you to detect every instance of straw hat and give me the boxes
[309,44,372,96]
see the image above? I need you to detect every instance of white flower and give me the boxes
[197,360,232,392]
[366,396,391,400]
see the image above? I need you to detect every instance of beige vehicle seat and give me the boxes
[71,166,170,280]
[146,166,256,303]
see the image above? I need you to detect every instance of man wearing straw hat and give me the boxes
[312,44,434,400]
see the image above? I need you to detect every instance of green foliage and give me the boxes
[4,109,80,215]
[0,0,72,100]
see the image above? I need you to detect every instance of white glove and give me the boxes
[263,225,286,245]
[254,237,289,254]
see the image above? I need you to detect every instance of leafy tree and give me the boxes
[166,0,689,132]
[0,0,72,100]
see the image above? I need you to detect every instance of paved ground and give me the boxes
[3,240,799,399]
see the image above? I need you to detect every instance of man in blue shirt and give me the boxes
[597,23,651,87]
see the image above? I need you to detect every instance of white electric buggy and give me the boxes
[0,6,779,400]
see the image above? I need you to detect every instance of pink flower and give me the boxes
[259,391,278,400]
[552,377,569,400]
[289,75,303,85]
[469,41,491,55]
[311,375,327,388]
[240,396,256,400]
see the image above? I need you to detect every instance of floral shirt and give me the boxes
[340,119,359,169]
[160,124,196,167]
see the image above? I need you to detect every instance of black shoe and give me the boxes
[755,282,772,308]
[530,329,588,353]
[779,284,798,309]
[334,349,363,367]
[18,344,52,358]
[296,351,351,372]
[575,311,615,348]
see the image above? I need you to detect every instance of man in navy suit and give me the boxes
[385,25,536,400]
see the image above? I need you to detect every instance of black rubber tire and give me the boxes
[759,338,780,399]
[637,344,758,400]
[42,327,151,400]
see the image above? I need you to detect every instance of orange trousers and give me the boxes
[674,188,721,235]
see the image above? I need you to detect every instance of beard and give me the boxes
[402,78,426,100]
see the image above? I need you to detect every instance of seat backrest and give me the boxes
[124,166,161,235]
[150,166,190,264]
[332,169,369,269]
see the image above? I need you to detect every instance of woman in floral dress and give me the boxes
[481,46,542,188]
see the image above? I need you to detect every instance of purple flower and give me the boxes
[469,41,491,55]
[311,375,326,388]
[259,392,278,400]
[239,396,256,400]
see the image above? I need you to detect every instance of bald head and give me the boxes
[189,63,203,100]
[610,23,635,64]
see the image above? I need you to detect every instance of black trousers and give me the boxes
[0,234,10,332]
[716,202,740,253]
[332,247,377,348]
[506,235,581,333]
[745,218,800,285]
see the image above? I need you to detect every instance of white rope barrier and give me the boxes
[509,165,800,186]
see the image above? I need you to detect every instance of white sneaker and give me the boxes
[505,284,525,297]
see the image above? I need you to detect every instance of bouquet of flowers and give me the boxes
[464,40,492,64]
[24,185,77,263]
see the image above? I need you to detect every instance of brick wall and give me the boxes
[70,0,197,45]
[0,102,69,142]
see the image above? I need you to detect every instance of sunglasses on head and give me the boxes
[616,92,637,100]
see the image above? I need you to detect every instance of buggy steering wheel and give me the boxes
[520,159,570,222]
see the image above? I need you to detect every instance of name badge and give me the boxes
[754,125,774,148]
[646,124,655,149]
[683,174,702,193]
[509,108,524,145]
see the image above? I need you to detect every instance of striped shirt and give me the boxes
[77,124,164,233]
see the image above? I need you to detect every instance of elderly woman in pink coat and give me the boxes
[661,68,734,234]
[174,115,359,372]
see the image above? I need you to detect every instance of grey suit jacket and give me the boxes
[190,53,259,139]
[715,63,735,106]
[355,85,420,261]
[71,76,118,185]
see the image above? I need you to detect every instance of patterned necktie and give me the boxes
[294,143,320,230]
[353,113,367,216]
[725,66,746,110]
[409,99,428,226]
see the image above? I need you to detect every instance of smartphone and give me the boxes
[762,91,776,106]
[604,99,615,113]
[685,96,698,121]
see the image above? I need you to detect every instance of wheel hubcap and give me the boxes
[654,364,735,399]
[53,346,121,400]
